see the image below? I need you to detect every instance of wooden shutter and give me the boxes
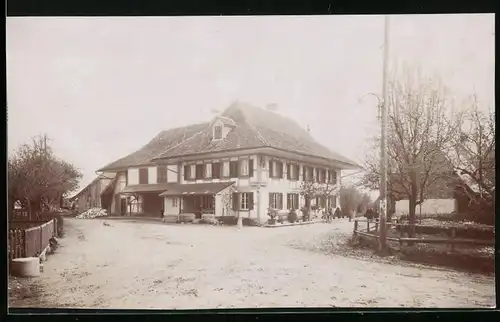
[248,192,254,210]
[230,161,238,177]
[232,193,238,210]
[269,160,273,177]
[195,164,203,179]
[303,166,306,181]
[286,164,291,179]
[294,194,299,209]
[212,163,220,179]
[269,193,273,208]
[249,159,254,178]
[279,193,283,209]
[139,168,148,184]
[184,165,189,180]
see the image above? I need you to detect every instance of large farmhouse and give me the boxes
[96,102,360,223]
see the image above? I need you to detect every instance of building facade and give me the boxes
[97,102,360,223]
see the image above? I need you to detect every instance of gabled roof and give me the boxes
[69,173,116,200]
[97,123,208,172]
[152,102,360,168]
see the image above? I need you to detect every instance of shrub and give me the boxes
[288,209,298,223]
[215,216,237,225]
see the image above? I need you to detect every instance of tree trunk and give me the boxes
[408,198,417,238]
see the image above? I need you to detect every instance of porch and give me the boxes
[118,182,235,219]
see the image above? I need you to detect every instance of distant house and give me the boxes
[377,146,480,216]
[96,102,361,223]
[69,173,116,213]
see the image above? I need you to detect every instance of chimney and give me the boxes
[265,103,278,112]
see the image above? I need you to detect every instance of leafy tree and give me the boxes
[8,134,82,220]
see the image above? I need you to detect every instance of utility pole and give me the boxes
[378,15,390,254]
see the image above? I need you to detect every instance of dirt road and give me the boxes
[9,218,495,309]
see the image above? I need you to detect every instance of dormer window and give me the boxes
[213,125,223,140]
[211,116,236,142]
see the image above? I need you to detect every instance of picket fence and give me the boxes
[8,219,58,261]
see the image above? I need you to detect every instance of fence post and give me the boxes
[354,219,358,234]
[375,222,379,233]
[23,229,28,258]
[450,227,456,252]
[399,225,404,248]
[367,220,370,232]
[40,224,44,255]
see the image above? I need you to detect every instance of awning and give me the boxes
[120,183,174,194]
[159,182,235,197]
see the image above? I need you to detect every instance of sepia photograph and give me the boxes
[7,14,495,310]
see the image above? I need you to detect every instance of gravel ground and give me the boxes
[9,218,495,309]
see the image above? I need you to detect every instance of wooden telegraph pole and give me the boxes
[378,15,390,254]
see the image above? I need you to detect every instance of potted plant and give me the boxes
[288,209,298,223]
[267,208,278,225]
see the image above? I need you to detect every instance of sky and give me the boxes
[6,14,495,196]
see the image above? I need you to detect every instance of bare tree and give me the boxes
[448,96,495,212]
[360,72,460,237]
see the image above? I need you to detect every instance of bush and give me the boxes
[288,209,298,223]
[215,216,237,225]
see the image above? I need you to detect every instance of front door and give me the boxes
[120,198,127,216]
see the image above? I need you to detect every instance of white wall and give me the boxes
[167,164,179,183]
[395,199,457,215]
[128,168,139,185]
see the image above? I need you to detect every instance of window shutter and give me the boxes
[269,160,273,177]
[294,194,299,209]
[279,193,283,209]
[281,162,285,178]
[269,193,273,208]
[184,165,189,180]
[249,159,254,178]
[287,163,291,179]
[232,193,238,210]
[249,192,254,210]
[303,166,306,181]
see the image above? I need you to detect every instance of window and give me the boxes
[229,161,238,177]
[232,192,254,211]
[269,160,284,178]
[240,193,249,210]
[319,169,327,183]
[212,162,221,179]
[269,193,283,209]
[213,125,223,140]
[303,166,313,181]
[195,164,204,179]
[222,162,230,177]
[205,163,212,179]
[287,163,300,180]
[239,159,249,177]
[172,198,178,207]
[287,193,299,210]
[157,166,168,183]
[201,195,215,210]
[139,168,148,184]
[328,170,337,184]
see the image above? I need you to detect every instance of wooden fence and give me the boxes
[353,218,494,251]
[8,219,58,261]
